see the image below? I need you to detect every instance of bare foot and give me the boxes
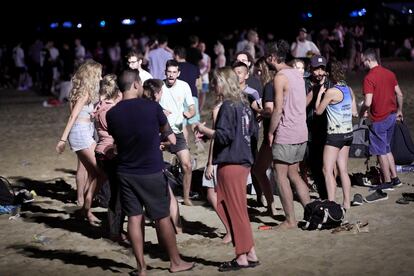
[87,212,101,226]
[183,199,193,206]
[131,268,147,276]
[272,221,297,231]
[169,261,195,273]
[222,233,232,244]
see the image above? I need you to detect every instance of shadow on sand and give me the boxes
[8,244,134,273]
[14,177,77,204]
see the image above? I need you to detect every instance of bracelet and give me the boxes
[60,139,67,143]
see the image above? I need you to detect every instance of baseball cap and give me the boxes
[310,55,327,68]
[299,27,307,33]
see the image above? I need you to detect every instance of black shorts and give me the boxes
[326,132,353,149]
[168,132,188,153]
[118,171,170,220]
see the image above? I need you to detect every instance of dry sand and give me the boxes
[0,61,413,276]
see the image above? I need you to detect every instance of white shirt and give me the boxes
[13,46,25,68]
[159,79,194,134]
[291,40,320,58]
[139,69,152,83]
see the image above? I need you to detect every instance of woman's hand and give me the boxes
[56,140,66,154]
[205,164,214,180]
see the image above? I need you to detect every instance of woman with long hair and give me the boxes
[195,67,260,272]
[315,61,357,210]
[56,59,105,226]
[252,56,277,216]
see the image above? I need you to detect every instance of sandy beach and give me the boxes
[0,60,413,276]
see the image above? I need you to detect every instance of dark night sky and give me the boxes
[0,1,412,45]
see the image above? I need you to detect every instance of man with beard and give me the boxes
[305,55,333,199]
[160,59,196,206]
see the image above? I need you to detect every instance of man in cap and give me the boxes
[304,55,333,199]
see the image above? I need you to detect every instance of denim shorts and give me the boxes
[369,113,396,155]
[68,122,96,152]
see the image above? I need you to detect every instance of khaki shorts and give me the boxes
[272,142,307,164]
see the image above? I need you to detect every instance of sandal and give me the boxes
[248,260,261,268]
[218,259,249,272]
[331,223,354,234]
[354,221,369,233]
[396,197,410,204]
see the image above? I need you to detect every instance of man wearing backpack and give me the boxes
[359,48,404,197]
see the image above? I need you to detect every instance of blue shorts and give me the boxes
[68,122,96,152]
[183,97,200,125]
[369,113,396,155]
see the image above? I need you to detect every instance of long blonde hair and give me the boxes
[69,59,102,105]
[212,67,246,104]
[99,74,119,101]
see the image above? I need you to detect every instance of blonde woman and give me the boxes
[56,59,104,226]
[195,67,259,272]
[94,74,124,241]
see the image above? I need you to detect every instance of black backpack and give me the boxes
[0,176,15,205]
[391,120,414,165]
[301,200,345,230]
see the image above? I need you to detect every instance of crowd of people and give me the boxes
[40,27,405,275]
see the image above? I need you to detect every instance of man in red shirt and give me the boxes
[360,48,404,190]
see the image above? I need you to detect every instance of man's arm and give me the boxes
[359,93,373,118]
[160,123,176,145]
[268,73,286,145]
[395,85,404,120]
[183,104,195,119]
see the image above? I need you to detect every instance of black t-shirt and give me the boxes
[305,76,334,142]
[247,75,263,98]
[107,98,167,175]
[261,81,274,136]
[178,61,200,98]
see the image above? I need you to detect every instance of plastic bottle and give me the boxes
[396,165,414,173]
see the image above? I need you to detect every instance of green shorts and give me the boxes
[272,142,307,164]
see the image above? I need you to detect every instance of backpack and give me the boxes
[391,120,414,165]
[0,176,15,205]
[349,119,370,158]
[301,200,345,230]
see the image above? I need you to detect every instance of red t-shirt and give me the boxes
[363,65,398,122]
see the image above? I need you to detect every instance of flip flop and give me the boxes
[218,259,249,272]
[248,260,261,267]
[396,197,410,204]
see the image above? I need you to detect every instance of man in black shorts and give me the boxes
[107,69,194,275]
